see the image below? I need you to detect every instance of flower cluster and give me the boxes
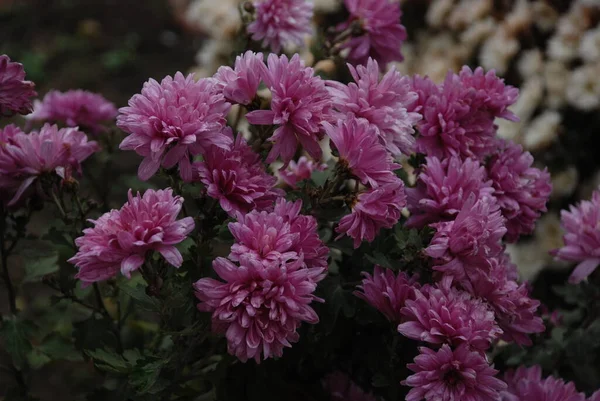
[28,89,117,133]
[69,189,195,286]
[0,54,36,116]
[194,199,328,362]
[0,124,98,205]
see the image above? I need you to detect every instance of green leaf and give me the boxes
[86,349,131,373]
[23,250,59,283]
[1,317,34,370]
[130,358,168,394]
[118,278,158,311]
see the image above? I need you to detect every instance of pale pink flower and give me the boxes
[402,344,507,401]
[247,0,313,53]
[501,365,586,401]
[398,277,502,352]
[466,254,545,346]
[327,58,420,156]
[0,54,36,116]
[246,54,331,165]
[552,190,600,283]
[194,128,283,216]
[323,116,400,188]
[354,265,419,322]
[28,89,117,133]
[0,124,98,205]
[337,0,407,68]
[228,198,329,270]
[193,255,324,363]
[411,67,518,160]
[323,371,377,401]
[426,194,506,282]
[487,140,552,242]
[407,156,495,228]
[69,189,195,286]
[118,72,231,181]
[280,156,327,188]
[336,180,406,248]
[214,51,264,105]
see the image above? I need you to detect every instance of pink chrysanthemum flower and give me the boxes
[69,189,195,286]
[193,255,325,363]
[354,265,419,322]
[426,194,506,282]
[194,128,283,216]
[0,124,98,206]
[228,198,329,270]
[336,180,406,248]
[323,116,400,187]
[247,0,313,53]
[398,277,502,352]
[411,67,518,160]
[501,366,586,401]
[403,344,507,401]
[279,156,327,188]
[323,371,377,401]
[336,0,406,68]
[246,54,332,165]
[466,254,544,346]
[28,90,117,134]
[118,72,231,181]
[487,140,552,242]
[214,51,264,105]
[0,124,25,202]
[551,190,600,283]
[407,156,495,228]
[589,390,600,401]
[0,54,37,116]
[327,58,421,156]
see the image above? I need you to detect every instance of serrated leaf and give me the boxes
[1,317,34,370]
[86,349,131,373]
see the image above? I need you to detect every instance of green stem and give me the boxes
[0,207,17,315]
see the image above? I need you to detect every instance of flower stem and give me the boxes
[0,206,17,315]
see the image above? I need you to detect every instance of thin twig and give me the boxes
[0,207,17,315]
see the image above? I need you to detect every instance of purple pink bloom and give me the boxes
[69,189,194,286]
[247,0,313,53]
[118,72,231,181]
[407,156,494,228]
[194,128,283,217]
[0,54,36,116]
[337,0,406,68]
[466,254,545,346]
[402,344,507,401]
[279,156,327,188]
[354,265,419,322]
[487,140,552,242]
[193,255,324,363]
[0,124,98,206]
[323,371,377,401]
[228,198,329,270]
[336,180,406,248]
[28,89,117,134]
[327,58,420,156]
[501,365,586,401]
[246,54,331,165]
[323,116,400,188]
[398,277,502,352]
[551,190,600,284]
[425,194,506,282]
[411,67,518,160]
[214,51,264,105]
